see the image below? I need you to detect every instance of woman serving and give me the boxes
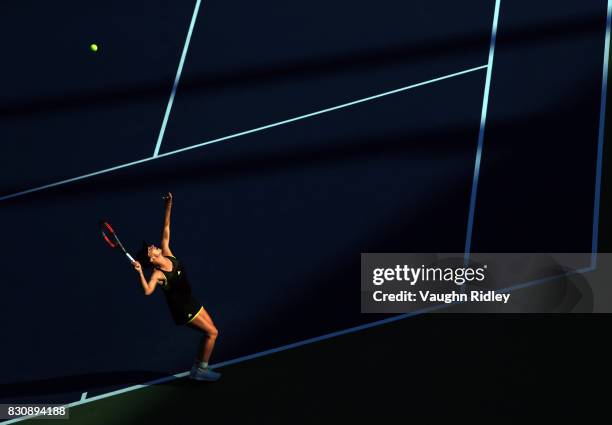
[132,192,221,382]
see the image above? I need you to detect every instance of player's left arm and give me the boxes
[161,192,174,257]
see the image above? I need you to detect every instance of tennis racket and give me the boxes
[99,220,135,263]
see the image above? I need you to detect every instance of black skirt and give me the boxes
[164,292,203,325]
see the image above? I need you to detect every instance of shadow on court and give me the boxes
[0,13,601,118]
[24,315,611,424]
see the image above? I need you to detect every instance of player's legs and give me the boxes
[187,308,221,381]
[188,307,218,363]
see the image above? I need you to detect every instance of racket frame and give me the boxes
[100,221,135,263]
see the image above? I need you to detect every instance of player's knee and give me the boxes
[209,326,219,340]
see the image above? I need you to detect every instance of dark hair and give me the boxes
[135,241,153,269]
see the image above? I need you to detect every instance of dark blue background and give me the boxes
[0,0,608,404]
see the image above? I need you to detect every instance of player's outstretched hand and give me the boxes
[164,192,173,205]
[132,261,142,273]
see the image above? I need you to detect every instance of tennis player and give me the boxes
[131,192,221,382]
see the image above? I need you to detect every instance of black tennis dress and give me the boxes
[157,255,203,325]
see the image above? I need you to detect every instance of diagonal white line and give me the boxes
[591,0,612,267]
[153,0,203,157]
[159,65,489,157]
[0,64,487,202]
[464,0,501,263]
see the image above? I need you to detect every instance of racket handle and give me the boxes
[126,253,135,263]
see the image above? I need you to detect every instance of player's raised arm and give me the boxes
[161,192,174,256]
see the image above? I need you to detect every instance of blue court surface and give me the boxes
[0,0,610,422]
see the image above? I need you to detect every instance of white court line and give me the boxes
[0,64,487,202]
[591,0,612,267]
[80,392,87,401]
[464,0,501,261]
[153,0,203,157]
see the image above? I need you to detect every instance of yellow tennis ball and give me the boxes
[90,43,99,52]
